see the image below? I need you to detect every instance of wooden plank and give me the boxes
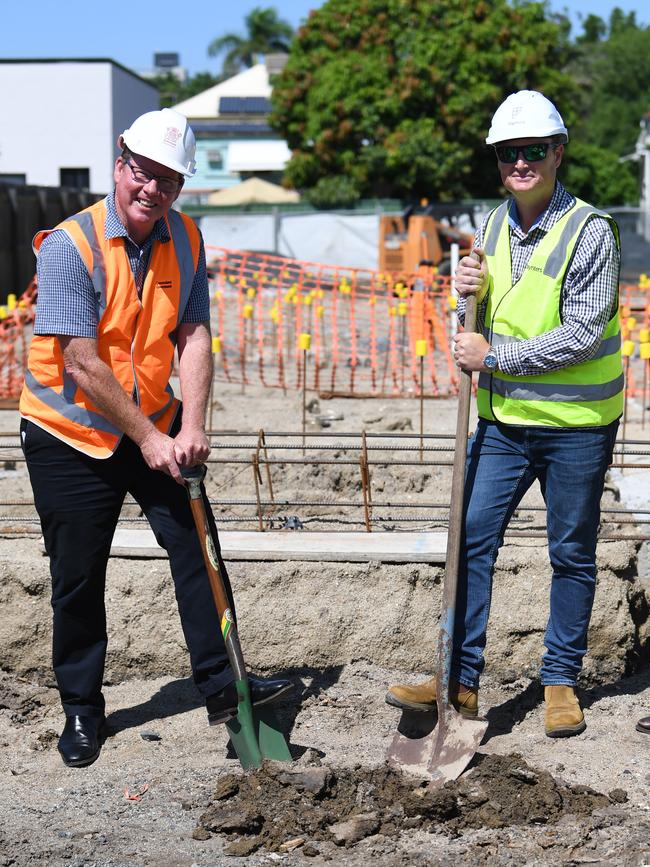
[109,528,448,563]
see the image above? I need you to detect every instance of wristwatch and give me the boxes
[483,347,498,372]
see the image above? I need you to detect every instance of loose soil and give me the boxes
[196,752,613,856]
[0,383,649,866]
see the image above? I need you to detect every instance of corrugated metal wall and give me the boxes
[0,185,102,302]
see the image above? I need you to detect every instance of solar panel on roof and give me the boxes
[219,96,271,114]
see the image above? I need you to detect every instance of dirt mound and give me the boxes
[195,752,614,857]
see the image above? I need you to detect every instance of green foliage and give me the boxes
[560,143,638,206]
[570,13,650,160]
[304,175,361,208]
[208,7,294,75]
[149,72,222,109]
[575,14,606,44]
[270,0,577,200]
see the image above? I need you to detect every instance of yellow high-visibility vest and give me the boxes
[478,197,623,427]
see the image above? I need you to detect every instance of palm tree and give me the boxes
[208,7,294,75]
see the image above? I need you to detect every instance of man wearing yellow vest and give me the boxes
[387,91,622,737]
[19,109,291,767]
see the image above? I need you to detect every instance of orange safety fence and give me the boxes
[0,279,37,403]
[207,247,650,399]
[207,246,464,397]
[1,260,650,403]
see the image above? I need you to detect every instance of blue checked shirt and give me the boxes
[458,182,620,377]
[34,192,210,337]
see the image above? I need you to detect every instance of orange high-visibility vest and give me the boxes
[20,198,201,457]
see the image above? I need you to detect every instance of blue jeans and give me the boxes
[451,418,618,689]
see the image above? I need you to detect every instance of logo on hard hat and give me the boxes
[163,126,182,148]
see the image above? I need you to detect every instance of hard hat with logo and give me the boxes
[119,108,196,177]
[485,90,568,145]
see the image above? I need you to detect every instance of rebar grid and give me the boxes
[1,429,648,540]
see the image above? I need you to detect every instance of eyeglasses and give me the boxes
[494,143,555,163]
[124,159,182,194]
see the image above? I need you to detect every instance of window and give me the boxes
[0,174,26,185]
[207,150,223,170]
[60,168,90,190]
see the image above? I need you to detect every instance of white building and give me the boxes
[172,57,292,200]
[0,59,158,194]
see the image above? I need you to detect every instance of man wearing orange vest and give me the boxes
[20,109,291,768]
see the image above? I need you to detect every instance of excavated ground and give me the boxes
[0,382,648,866]
[195,752,614,856]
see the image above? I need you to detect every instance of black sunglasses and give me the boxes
[494,143,556,163]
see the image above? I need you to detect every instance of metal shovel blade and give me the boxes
[224,678,292,769]
[387,709,437,777]
[426,701,488,788]
[255,705,293,762]
[387,703,487,782]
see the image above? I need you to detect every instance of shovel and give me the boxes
[182,464,292,770]
[388,286,488,784]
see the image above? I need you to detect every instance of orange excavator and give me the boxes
[378,203,476,357]
[378,203,475,277]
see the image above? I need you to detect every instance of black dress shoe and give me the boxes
[206,675,294,726]
[58,715,106,767]
[636,715,650,734]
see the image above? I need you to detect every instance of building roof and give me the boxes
[173,64,272,119]
[0,57,154,86]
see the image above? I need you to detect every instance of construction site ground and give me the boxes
[1,381,649,866]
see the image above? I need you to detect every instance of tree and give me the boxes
[150,72,223,109]
[575,14,606,44]
[270,0,577,202]
[208,7,294,76]
[560,143,637,207]
[568,8,650,181]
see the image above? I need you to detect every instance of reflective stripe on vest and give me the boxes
[20,198,201,457]
[478,197,623,427]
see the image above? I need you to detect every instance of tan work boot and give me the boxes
[544,685,586,738]
[385,675,478,718]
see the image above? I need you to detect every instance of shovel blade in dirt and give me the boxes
[387,704,487,782]
[426,706,488,788]
[225,679,292,769]
[386,710,436,778]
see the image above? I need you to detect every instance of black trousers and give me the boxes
[21,418,236,718]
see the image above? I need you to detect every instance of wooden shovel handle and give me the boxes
[181,464,247,682]
[437,289,477,686]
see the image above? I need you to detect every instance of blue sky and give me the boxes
[2,1,646,78]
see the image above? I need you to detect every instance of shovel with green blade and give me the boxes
[182,464,292,770]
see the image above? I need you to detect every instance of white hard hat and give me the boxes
[119,108,196,177]
[485,90,568,145]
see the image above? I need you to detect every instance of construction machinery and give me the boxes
[379,204,475,276]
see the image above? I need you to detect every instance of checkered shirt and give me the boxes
[33,192,210,337]
[458,182,620,376]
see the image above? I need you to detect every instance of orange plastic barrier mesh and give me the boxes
[0,279,37,402]
[3,264,650,404]
[207,247,462,397]
[208,247,650,399]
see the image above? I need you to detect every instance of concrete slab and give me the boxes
[108,528,448,563]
